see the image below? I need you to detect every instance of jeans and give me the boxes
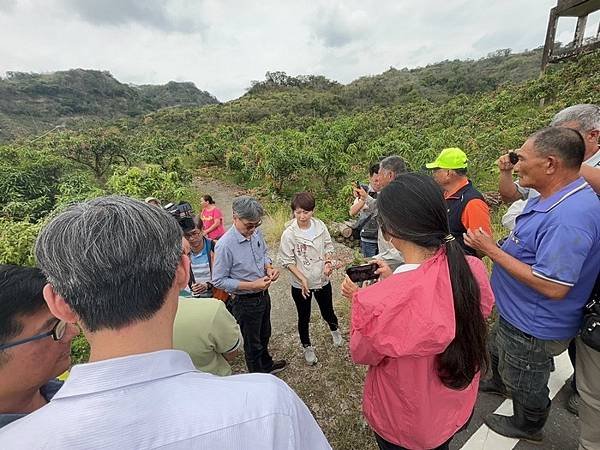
[490,317,569,410]
[290,282,338,347]
[361,240,379,258]
[230,292,274,373]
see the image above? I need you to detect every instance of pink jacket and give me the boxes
[350,249,494,450]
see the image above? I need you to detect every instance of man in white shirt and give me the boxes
[354,155,407,270]
[0,195,330,450]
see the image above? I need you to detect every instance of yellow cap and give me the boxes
[425,147,468,169]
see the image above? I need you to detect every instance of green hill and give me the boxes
[0,69,219,142]
[1,49,598,265]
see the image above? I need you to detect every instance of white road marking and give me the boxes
[460,351,573,450]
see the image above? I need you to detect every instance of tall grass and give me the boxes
[263,203,292,249]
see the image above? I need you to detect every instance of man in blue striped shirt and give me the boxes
[212,196,287,374]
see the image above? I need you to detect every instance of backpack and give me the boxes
[581,273,600,351]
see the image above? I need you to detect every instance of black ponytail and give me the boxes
[377,173,488,390]
[437,239,488,389]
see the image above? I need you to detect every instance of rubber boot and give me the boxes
[484,400,550,443]
[479,352,509,397]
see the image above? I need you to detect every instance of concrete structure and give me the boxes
[541,0,600,72]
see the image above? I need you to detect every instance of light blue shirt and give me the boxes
[0,350,331,450]
[212,226,272,293]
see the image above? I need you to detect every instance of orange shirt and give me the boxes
[444,179,492,236]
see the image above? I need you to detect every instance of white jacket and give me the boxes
[277,218,335,290]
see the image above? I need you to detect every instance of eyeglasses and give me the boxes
[184,229,202,239]
[0,320,68,351]
[241,219,262,230]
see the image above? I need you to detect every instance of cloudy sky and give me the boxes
[0,0,598,101]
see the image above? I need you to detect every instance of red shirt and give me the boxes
[350,249,494,449]
[200,207,225,239]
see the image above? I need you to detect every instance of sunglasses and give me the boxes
[0,320,68,351]
[240,219,262,230]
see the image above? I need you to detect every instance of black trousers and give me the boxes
[290,282,338,347]
[230,292,274,373]
[375,433,451,450]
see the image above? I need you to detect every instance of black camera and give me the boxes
[163,202,193,219]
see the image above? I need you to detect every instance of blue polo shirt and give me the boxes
[491,178,600,340]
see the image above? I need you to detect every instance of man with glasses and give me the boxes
[0,265,78,429]
[212,196,287,374]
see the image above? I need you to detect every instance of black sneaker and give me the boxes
[267,360,287,375]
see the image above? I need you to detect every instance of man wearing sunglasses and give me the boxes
[212,196,287,374]
[0,265,78,429]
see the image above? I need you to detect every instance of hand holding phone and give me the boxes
[346,263,379,283]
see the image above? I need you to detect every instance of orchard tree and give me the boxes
[49,127,130,181]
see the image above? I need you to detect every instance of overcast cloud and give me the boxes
[0,0,597,101]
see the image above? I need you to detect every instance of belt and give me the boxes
[235,290,268,300]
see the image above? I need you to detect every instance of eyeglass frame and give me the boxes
[0,319,68,351]
[234,215,262,231]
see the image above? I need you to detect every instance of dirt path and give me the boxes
[192,176,355,332]
[193,176,372,449]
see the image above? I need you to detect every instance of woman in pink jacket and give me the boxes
[342,173,494,450]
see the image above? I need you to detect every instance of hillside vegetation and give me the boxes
[0,69,219,142]
[1,49,598,266]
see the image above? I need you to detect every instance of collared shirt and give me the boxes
[491,177,600,340]
[0,350,330,450]
[212,226,272,293]
[173,298,242,376]
[364,195,405,270]
[0,379,62,429]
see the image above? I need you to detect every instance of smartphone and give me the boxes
[346,263,379,283]
[508,151,519,165]
[355,181,361,188]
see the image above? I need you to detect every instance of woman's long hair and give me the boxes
[377,172,488,389]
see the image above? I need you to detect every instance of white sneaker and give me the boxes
[303,346,318,365]
[331,329,344,347]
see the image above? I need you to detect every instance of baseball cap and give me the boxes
[425,147,468,170]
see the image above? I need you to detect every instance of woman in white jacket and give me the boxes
[278,192,343,365]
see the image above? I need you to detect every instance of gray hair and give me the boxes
[35,195,183,332]
[379,155,408,177]
[551,104,600,132]
[232,196,264,221]
[531,127,585,170]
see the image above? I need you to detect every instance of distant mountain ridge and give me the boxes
[1,48,545,142]
[0,69,219,142]
[243,48,543,108]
